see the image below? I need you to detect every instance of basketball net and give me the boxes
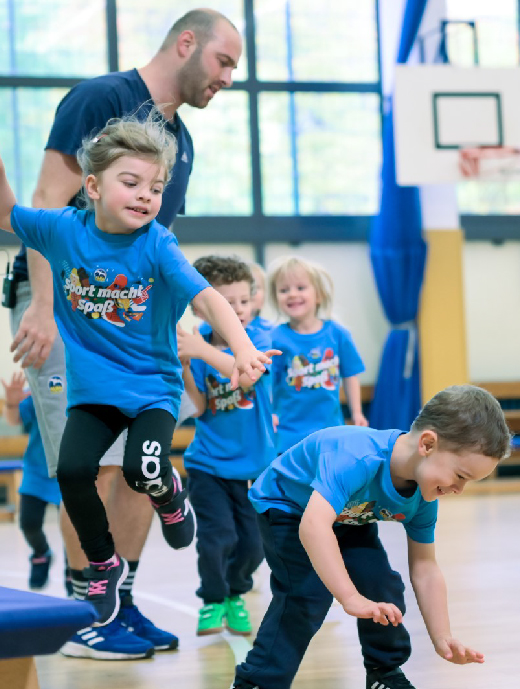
[459,146,520,179]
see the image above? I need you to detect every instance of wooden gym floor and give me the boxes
[0,492,517,689]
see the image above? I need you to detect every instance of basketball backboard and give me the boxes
[393,66,520,185]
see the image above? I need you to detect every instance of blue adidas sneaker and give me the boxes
[60,617,154,660]
[117,597,179,651]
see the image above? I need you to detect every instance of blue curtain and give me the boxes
[369,0,429,430]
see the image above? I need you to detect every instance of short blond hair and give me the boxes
[268,256,334,318]
[77,108,177,210]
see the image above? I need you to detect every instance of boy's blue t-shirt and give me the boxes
[13,69,194,281]
[249,315,274,332]
[11,205,209,419]
[271,320,365,452]
[184,326,276,480]
[19,396,61,506]
[249,425,438,544]
[199,315,273,338]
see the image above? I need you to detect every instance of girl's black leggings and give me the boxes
[57,404,176,562]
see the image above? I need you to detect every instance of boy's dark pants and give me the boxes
[187,469,264,603]
[234,509,411,689]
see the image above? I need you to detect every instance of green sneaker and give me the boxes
[225,596,252,636]
[197,603,226,636]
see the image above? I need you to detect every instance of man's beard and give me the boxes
[178,47,211,109]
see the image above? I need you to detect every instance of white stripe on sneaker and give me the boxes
[79,631,104,646]
[80,631,98,640]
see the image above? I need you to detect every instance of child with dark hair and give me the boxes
[178,255,278,637]
[231,385,511,689]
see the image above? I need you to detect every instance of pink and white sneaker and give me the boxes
[150,467,195,550]
[84,553,129,626]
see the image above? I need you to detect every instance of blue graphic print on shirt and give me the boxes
[271,320,365,452]
[11,205,209,420]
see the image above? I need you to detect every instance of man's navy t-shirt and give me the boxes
[13,69,194,280]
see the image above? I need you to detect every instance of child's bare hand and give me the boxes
[434,636,484,665]
[352,411,368,427]
[11,302,57,369]
[177,324,205,360]
[1,372,29,406]
[341,593,402,626]
[230,347,281,389]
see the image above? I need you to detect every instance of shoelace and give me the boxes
[160,508,184,525]
[88,580,108,596]
[31,555,50,565]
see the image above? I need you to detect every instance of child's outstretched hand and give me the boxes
[230,346,281,390]
[1,371,29,407]
[434,636,484,665]
[342,592,402,627]
[177,324,206,364]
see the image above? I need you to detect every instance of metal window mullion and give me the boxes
[0,76,83,87]
[232,81,379,93]
[285,1,300,216]
[518,0,520,64]
[106,0,119,72]
[7,0,23,199]
[245,0,263,219]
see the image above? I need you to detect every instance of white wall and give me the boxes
[463,241,520,382]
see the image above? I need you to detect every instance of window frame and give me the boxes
[0,0,382,255]
[2,0,516,255]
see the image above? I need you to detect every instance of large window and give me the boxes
[0,0,107,77]
[4,1,520,245]
[259,92,380,215]
[0,0,382,245]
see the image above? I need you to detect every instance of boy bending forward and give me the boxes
[232,385,510,689]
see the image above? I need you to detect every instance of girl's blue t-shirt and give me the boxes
[184,326,276,480]
[271,320,365,452]
[249,425,438,544]
[19,396,61,506]
[11,205,209,419]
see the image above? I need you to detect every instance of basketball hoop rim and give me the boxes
[458,145,520,178]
